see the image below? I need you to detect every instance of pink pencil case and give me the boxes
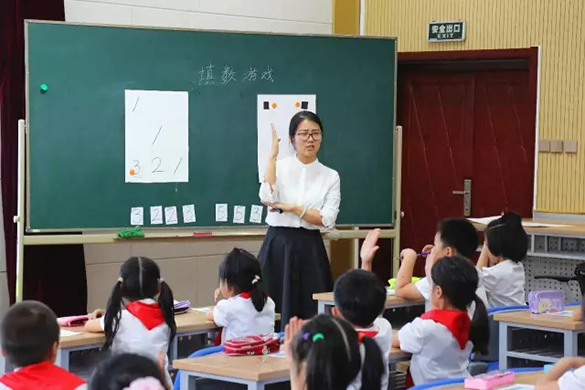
[528,290,564,314]
[57,315,89,327]
[464,371,515,389]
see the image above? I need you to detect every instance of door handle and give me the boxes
[452,179,472,217]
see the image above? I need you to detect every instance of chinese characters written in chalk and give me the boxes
[198,64,275,85]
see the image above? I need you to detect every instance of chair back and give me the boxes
[473,305,528,362]
[173,345,225,390]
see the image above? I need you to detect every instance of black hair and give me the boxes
[485,212,528,262]
[437,218,479,258]
[90,352,166,390]
[289,111,324,140]
[219,248,268,312]
[291,314,384,390]
[0,301,59,367]
[431,256,490,355]
[333,269,387,328]
[103,257,176,351]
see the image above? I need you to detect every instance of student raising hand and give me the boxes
[360,228,381,272]
[285,317,306,365]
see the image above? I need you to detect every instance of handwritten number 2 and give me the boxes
[151,157,164,173]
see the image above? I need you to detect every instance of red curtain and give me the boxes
[0,0,87,315]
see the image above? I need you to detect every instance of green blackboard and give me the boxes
[25,21,396,231]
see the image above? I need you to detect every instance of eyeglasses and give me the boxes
[296,131,322,141]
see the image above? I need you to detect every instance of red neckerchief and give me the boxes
[214,292,253,345]
[421,309,471,349]
[125,301,165,330]
[0,361,85,390]
[355,329,379,344]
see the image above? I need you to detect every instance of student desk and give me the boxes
[438,371,543,389]
[494,308,585,369]
[313,292,425,314]
[173,346,409,390]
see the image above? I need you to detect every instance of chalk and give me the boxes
[40,84,48,92]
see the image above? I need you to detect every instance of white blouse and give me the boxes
[259,155,341,230]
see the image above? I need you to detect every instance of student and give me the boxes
[84,257,175,386]
[333,269,392,390]
[393,255,490,387]
[0,301,86,390]
[476,212,527,307]
[91,352,169,390]
[362,220,489,314]
[207,248,275,343]
[285,315,385,390]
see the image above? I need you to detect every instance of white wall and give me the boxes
[65,0,332,34]
[64,0,332,311]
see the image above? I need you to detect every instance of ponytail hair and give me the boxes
[485,212,527,262]
[431,256,490,355]
[291,314,384,390]
[219,248,268,312]
[469,294,490,355]
[103,257,176,351]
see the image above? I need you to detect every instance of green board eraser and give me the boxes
[40,84,48,92]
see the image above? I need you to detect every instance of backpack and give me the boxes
[223,333,281,356]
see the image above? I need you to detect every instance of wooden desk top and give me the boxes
[494,307,585,331]
[439,371,543,389]
[472,218,585,237]
[173,346,409,381]
[312,292,425,307]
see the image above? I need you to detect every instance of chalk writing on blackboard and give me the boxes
[221,65,237,84]
[199,64,215,85]
[243,67,258,82]
[261,66,275,83]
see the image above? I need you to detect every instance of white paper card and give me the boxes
[60,329,81,338]
[193,307,211,313]
[250,205,264,224]
[183,204,196,224]
[165,206,178,225]
[216,204,228,222]
[257,94,316,182]
[150,206,163,225]
[130,207,144,226]
[234,206,246,224]
[499,386,535,390]
[125,90,189,183]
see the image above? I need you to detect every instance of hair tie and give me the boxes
[157,277,164,284]
[251,275,261,285]
[122,377,165,390]
[312,333,324,342]
[303,332,311,341]
[117,277,124,283]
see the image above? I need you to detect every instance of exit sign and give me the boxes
[428,21,465,42]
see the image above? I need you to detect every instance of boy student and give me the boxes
[361,220,489,315]
[333,268,392,390]
[0,301,86,390]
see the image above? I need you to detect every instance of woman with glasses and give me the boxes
[258,111,341,329]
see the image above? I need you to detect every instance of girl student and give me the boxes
[476,212,527,307]
[207,248,276,343]
[85,257,176,386]
[285,314,385,390]
[394,253,490,387]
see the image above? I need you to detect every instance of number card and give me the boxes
[125,90,189,183]
[250,205,263,224]
[130,207,144,226]
[164,206,178,225]
[216,204,228,222]
[182,204,196,224]
[234,206,246,224]
[150,206,163,225]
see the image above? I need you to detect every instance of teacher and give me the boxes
[258,111,341,328]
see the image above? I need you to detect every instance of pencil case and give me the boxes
[57,315,89,327]
[464,370,515,389]
[528,290,564,314]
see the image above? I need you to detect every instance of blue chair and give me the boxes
[509,367,543,373]
[173,345,224,390]
[566,301,581,307]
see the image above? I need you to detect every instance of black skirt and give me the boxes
[258,226,333,330]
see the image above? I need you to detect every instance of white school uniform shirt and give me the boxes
[348,317,392,390]
[259,155,341,229]
[559,365,585,389]
[480,260,526,308]
[399,317,473,386]
[415,272,489,317]
[99,299,171,384]
[213,294,276,344]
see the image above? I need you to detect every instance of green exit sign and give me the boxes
[428,21,465,42]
